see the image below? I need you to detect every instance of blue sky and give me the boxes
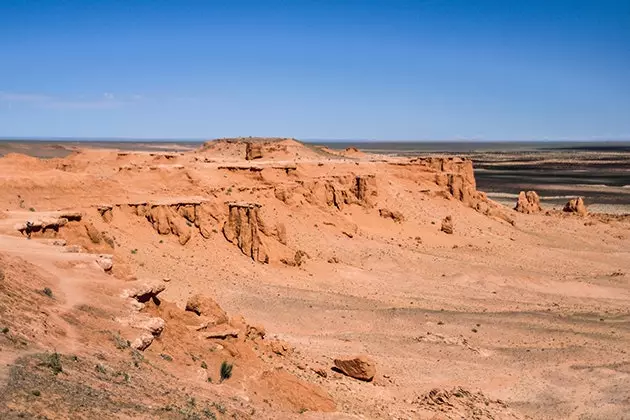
[0,0,628,140]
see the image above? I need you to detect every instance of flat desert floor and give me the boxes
[0,138,628,420]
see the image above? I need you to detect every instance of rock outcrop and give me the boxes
[379,208,404,223]
[99,198,221,243]
[564,197,588,216]
[223,202,269,263]
[441,216,454,234]
[333,355,376,381]
[514,191,542,214]
[245,142,263,160]
[185,294,229,326]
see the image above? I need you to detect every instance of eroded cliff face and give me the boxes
[223,202,269,263]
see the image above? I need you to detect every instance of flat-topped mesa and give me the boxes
[223,202,269,263]
[197,137,322,161]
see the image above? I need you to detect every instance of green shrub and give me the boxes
[219,361,232,382]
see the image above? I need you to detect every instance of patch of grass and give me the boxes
[44,352,63,375]
[202,408,217,419]
[219,361,232,383]
[42,287,53,298]
[112,332,130,350]
[212,402,226,414]
[200,361,207,369]
[32,390,41,396]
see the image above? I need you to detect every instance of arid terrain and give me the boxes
[0,138,629,420]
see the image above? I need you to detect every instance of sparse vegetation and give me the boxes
[160,353,173,362]
[2,327,8,334]
[29,207,36,212]
[202,408,217,419]
[131,248,138,254]
[95,363,107,374]
[219,361,232,382]
[207,377,213,383]
[32,390,41,396]
[113,332,130,349]
[212,402,226,414]
[299,407,308,414]
[42,287,53,298]
[44,352,63,375]
[201,361,207,369]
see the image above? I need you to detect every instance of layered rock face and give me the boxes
[223,202,269,263]
[245,142,263,160]
[99,199,221,244]
[515,191,542,214]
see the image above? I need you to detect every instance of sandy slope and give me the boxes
[0,138,629,419]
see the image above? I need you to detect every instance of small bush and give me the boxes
[1,327,8,334]
[46,352,63,375]
[160,353,173,362]
[32,390,41,396]
[113,332,130,350]
[131,249,138,254]
[212,402,226,414]
[202,408,217,419]
[42,287,53,298]
[29,207,36,212]
[201,361,207,369]
[219,361,232,382]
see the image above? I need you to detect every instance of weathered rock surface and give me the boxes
[334,355,376,381]
[122,282,166,303]
[95,254,113,272]
[564,197,588,216]
[441,215,454,234]
[131,332,155,350]
[84,222,102,244]
[223,202,269,263]
[185,294,229,325]
[245,142,263,160]
[379,208,404,222]
[515,191,542,214]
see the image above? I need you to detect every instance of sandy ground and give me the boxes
[0,138,629,419]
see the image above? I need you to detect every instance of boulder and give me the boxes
[84,222,102,244]
[441,216,454,234]
[96,254,113,272]
[131,332,155,351]
[379,208,404,222]
[122,282,166,303]
[245,142,263,160]
[333,355,376,381]
[563,197,587,216]
[514,191,542,214]
[185,294,228,325]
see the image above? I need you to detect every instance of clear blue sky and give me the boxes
[1,0,628,140]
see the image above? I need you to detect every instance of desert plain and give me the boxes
[0,138,629,419]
